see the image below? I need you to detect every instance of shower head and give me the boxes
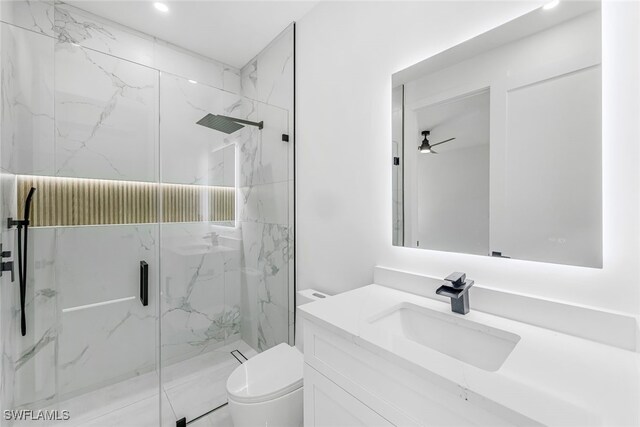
[196,114,264,134]
[196,114,245,134]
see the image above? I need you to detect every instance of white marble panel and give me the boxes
[8,228,57,409]
[240,26,293,111]
[154,39,228,90]
[1,23,54,176]
[58,297,156,398]
[238,181,289,225]
[55,225,158,310]
[223,65,241,94]
[160,223,241,364]
[241,221,290,314]
[238,101,289,187]
[207,144,234,188]
[160,74,239,185]
[1,173,17,226]
[240,59,257,101]
[257,299,288,352]
[54,3,154,68]
[55,43,158,181]
[240,268,259,351]
[0,0,54,37]
[223,248,241,340]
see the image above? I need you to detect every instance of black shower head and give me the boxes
[196,114,264,134]
[196,114,245,134]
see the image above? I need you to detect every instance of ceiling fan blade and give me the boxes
[430,149,438,154]
[430,137,456,147]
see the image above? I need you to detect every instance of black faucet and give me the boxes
[435,272,474,315]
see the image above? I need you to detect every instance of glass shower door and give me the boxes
[158,73,246,423]
[158,72,293,423]
[0,20,162,426]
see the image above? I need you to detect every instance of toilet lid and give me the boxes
[227,343,303,404]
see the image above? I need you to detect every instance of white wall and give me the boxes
[297,1,640,315]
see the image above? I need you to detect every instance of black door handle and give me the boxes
[140,261,148,306]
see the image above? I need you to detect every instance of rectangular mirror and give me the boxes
[392,1,602,267]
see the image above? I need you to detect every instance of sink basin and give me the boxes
[368,302,520,371]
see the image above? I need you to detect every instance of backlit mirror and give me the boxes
[392,1,602,267]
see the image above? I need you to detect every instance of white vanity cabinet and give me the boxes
[302,318,533,427]
[304,364,393,427]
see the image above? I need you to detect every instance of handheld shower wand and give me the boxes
[8,187,36,336]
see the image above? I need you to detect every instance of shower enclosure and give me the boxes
[0,2,294,426]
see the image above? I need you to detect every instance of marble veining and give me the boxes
[1,23,55,176]
[161,223,242,365]
[54,3,155,68]
[160,73,242,186]
[55,42,158,181]
[0,0,54,37]
[240,26,293,111]
[0,1,293,417]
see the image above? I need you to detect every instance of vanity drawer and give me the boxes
[304,364,394,427]
[303,319,535,426]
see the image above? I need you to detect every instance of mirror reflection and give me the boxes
[392,1,602,267]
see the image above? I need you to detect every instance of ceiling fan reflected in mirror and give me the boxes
[418,130,456,154]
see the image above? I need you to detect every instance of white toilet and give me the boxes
[226,290,328,427]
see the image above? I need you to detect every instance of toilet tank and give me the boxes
[295,289,329,353]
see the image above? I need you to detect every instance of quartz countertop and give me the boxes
[299,284,640,426]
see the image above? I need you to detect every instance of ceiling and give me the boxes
[65,0,318,68]
[416,90,490,153]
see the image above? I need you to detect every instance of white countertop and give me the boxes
[299,284,640,426]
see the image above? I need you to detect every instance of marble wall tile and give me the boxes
[241,221,290,316]
[55,225,158,310]
[238,101,289,187]
[1,23,54,176]
[155,39,225,90]
[54,3,154,68]
[58,298,156,399]
[238,25,294,351]
[55,43,158,181]
[223,66,241,94]
[223,248,241,340]
[160,73,238,186]
[160,223,242,365]
[240,26,293,112]
[208,144,235,187]
[54,224,158,398]
[257,300,288,352]
[0,0,54,37]
[238,181,289,225]
[9,228,57,409]
[240,267,259,351]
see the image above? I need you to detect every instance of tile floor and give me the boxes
[19,340,255,426]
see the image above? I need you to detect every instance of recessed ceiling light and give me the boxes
[543,0,559,10]
[154,2,169,13]
[188,79,198,84]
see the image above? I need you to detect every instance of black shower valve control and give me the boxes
[0,244,14,282]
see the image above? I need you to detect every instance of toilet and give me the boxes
[226,290,328,427]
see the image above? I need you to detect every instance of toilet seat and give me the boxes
[227,343,303,404]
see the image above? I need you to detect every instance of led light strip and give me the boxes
[17,175,235,227]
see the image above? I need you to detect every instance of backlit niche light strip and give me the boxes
[17,175,235,227]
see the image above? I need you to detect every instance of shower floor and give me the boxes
[28,340,256,427]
